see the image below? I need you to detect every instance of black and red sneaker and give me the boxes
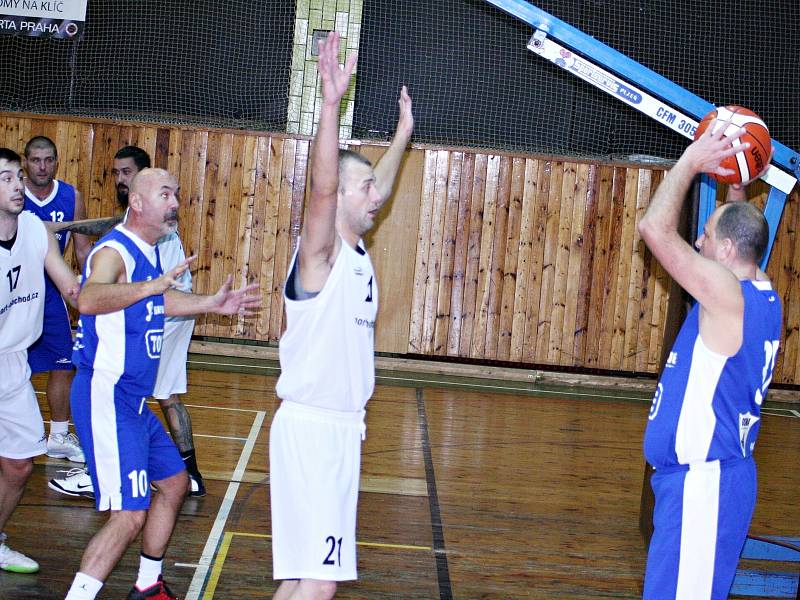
[126,575,178,599]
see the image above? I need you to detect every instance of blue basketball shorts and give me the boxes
[644,457,756,600]
[27,290,73,373]
[70,369,185,511]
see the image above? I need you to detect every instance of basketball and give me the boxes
[693,105,771,184]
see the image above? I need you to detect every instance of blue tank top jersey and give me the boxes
[72,226,165,397]
[25,179,76,300]
[644,280,782,469]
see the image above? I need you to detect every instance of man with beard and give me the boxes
[50,146,207,500]
[64,168,260,599]
[23,136,91,464]
[0,147,79,573]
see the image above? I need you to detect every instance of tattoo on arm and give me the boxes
[56,216,123,237]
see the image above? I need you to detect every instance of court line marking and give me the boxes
[193,433,247,442]
[185,410,266,600]
[203,531,432,598]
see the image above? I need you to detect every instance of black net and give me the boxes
[353,0,800,161]
[0,1,294,129]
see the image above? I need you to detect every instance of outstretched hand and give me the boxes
[684,118,748,180]
[209,275,261,316]
[152,255,196,295]
[318,31,357,106]
[396,85,414,138]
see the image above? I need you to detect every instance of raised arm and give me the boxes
[373,86,414,205]
[298,31,357,291]
[637,121,747,354]
[43,228,80,309]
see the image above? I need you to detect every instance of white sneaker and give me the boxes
[48,468,94,499]
[0,533,39,574]
[46,432,85,463]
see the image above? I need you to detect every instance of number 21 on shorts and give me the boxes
[323,535,343,567]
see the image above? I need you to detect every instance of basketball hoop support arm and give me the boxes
[485,0,800,268]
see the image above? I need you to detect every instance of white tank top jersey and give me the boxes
[276,238,378,413]
[0,211,48,354]
[157,231,193,326]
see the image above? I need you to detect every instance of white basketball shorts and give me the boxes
[152,317,194,400]
[0,351,47,459]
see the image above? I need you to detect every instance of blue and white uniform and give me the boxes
[70,225,184,511]
[0,212,48,459]
[270,237,377,582]
[643,280,782,599]
[24,179,76,372]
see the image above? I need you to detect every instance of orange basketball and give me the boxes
[693,105,771,184]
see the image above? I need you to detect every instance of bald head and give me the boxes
[126,168,180,243]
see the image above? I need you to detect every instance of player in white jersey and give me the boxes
[0,147,79,574]
[269,32,413,599]
[63,168,260,600]
[638,122,778,598]
[50,145,207,500]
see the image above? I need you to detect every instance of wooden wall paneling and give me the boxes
[446,152,475,356]
[470,154,501,359]
[3,116,28,152]
[631,169,656,373]
[521,160,551,363]
[647,260,669,373]
[535,160,564,364]
[457,153,487,357]
[87,124,120,219]
[421,150,450,354]
[154,128,171,169]
[548,161,577,364]
[206,132,235,335]
[596,167,627,370]
[509,158,539,362]
[571,164,599,366]
[27,119,58,152]
[432,151,462,355]
[407,149,438,353]
[192,131,215,334]
[363,146,424,354]
[561,162,589,366]
[774,189,798,383]
[59,120,81,190]
[253,136,279,340]
[483,155,511,360]
[610,168,640,370]
[137,128,159,164]
[76,123,94,206]
[497,157,525,362]
[231,135,259,338]
[268,138,297,340]
[217,134,246,338]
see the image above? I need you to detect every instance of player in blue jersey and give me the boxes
[50,145,208,500]
[0,147,79,574]
[23,135,91,463]
[63,168,260,600]
[638,121,781,599]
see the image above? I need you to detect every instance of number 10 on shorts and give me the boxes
[128,469,149,498]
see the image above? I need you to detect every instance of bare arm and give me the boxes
[77,248,190,315]
[50,215,123,237]
[71,191,92,271]
[164,275,260,317]
[43,229,80,309]
[373,86,414,206]
[637,121,746,355]
[298,31,358,292]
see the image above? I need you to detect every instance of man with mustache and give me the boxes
[50,146,207,500]
[63,168,260,599]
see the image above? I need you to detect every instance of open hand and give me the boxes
[318,31,357,106]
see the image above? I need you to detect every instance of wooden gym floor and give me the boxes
[3,355,799,599]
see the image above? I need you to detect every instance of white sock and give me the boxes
[50,420,69,436]
[135,554,162,590]
[65,572,103,600]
